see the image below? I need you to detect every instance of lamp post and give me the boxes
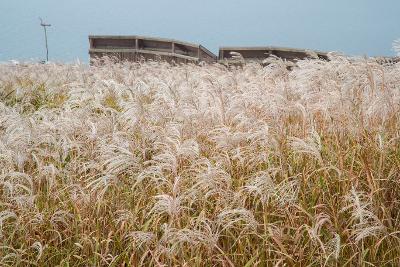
[39,17,51,62]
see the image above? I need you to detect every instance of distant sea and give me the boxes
[1,0,399,63]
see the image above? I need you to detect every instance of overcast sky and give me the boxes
[1,0,399,62]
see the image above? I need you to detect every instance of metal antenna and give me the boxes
[39,17,51,62]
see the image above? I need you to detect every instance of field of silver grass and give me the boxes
[0,55,400,266]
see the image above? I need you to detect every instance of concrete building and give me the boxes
[218,46,328,64]
[89,35,217,64]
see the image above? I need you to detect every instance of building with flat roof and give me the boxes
[218,46,328,64]
[89,35,217,64]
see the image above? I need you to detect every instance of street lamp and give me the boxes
[39,17,51,62]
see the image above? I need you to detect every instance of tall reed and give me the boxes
[0,55,399,266]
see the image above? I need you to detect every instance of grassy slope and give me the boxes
[0,57,400,266]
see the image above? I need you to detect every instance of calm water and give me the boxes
[1,0,399,63]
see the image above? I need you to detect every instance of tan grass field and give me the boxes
[0,55,400,266]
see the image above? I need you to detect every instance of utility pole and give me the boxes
[39,17,51,62]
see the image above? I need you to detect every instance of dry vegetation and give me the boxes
[0,54,400,266]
